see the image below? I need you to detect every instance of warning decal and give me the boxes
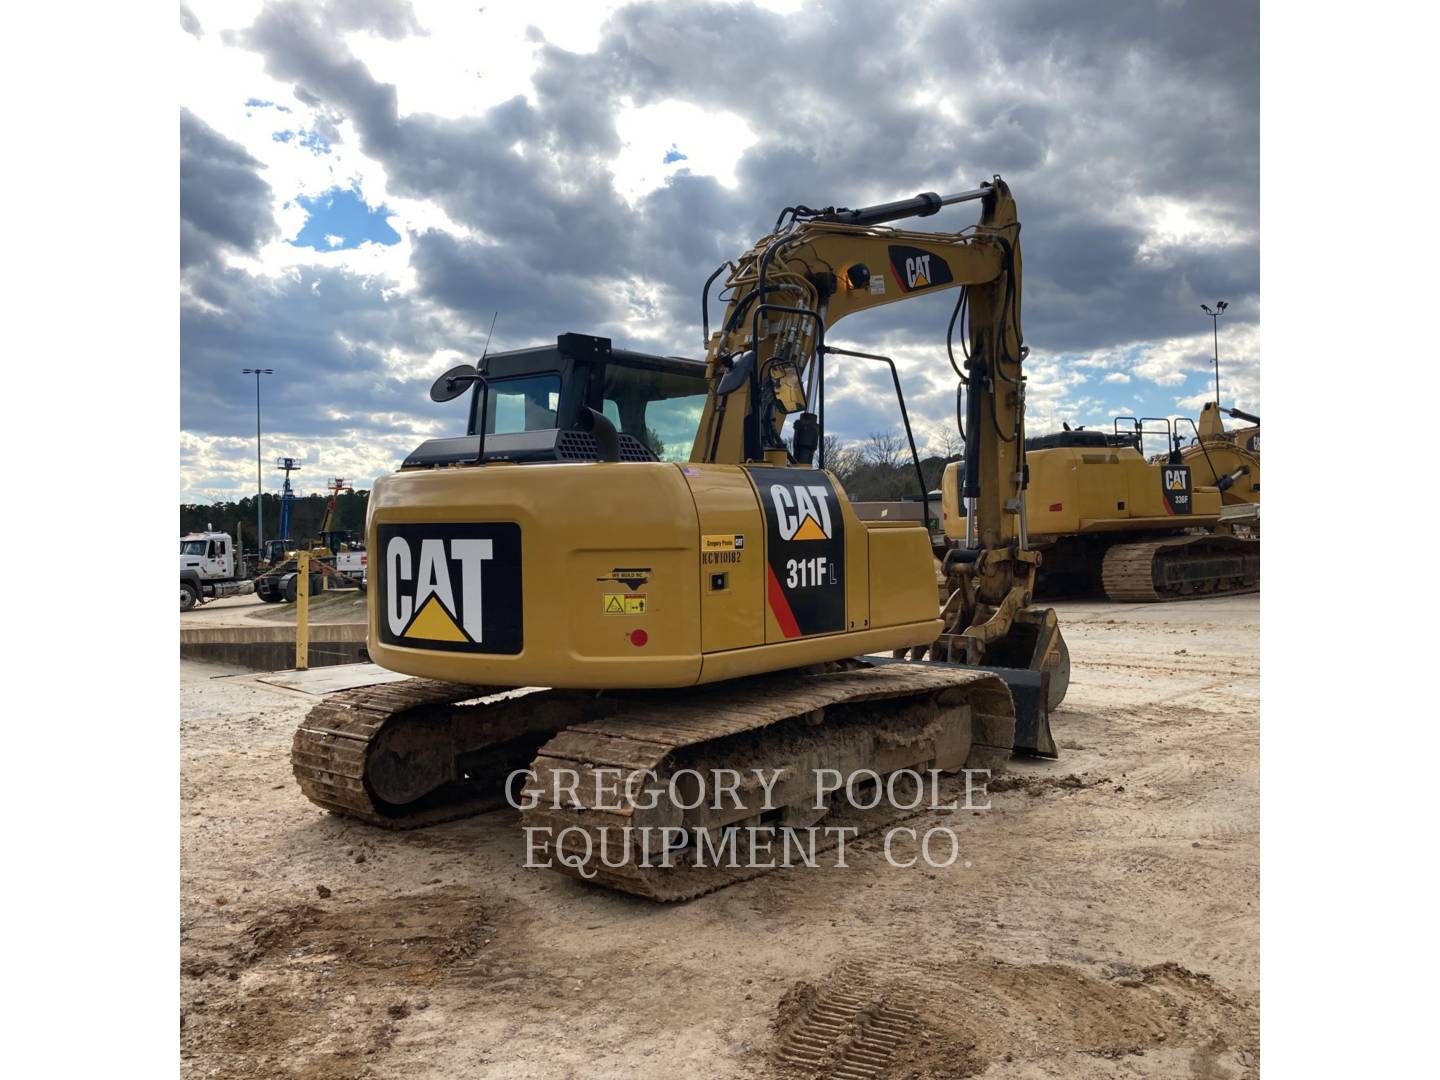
[747,467,845,638]
[603,592,647,615]
[377,522,522,654]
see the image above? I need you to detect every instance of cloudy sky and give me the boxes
[179,0,1259,502]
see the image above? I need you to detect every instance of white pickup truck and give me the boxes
[329,540,368,590]
[180,530,256,610]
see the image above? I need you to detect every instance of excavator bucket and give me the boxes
[870,655,1057,758]
[981,605,1068,756]
[974,665,1057,758]
[911,602,1069,757]
[872,605,1065,761]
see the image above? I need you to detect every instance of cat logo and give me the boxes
[377,523,523,653]
[888,244,954,294]
[1160,466,1192,516]
[770,484,833,541]
[903,253,933,289]
[749,467,846,638]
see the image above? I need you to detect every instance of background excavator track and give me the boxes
[1101,535,1260,602]
[521,665,1016,901]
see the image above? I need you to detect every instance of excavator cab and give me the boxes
[405,335,710,468]
[261,538,288,566]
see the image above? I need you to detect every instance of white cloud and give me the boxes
[1130,322,1259,405]
[179,426,433,504]
[611,100,757,204]
[1134,194,1257,261]
[181,0,1259,500]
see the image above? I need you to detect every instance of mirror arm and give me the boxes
[471,373,490,464]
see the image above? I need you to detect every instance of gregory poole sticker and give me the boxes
[701,534,745,567]
[376,522,522,653]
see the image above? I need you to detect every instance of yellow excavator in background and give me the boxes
[292,177,1069,900]
[1183,401,1260,528]
[939,404,1259,601]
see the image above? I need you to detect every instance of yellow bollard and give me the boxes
[296,550,309,671]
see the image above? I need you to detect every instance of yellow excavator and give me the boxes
[291,177,1069,899]
[940,406,1260,601]
[1184,401,1260,525]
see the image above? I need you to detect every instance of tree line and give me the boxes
[180,490,370,551]
[179,430,955,544]
[823,431,959,501]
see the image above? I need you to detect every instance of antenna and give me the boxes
[478,311,498,373]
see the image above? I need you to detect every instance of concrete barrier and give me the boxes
[179,623,366,670]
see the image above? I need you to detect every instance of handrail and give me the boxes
[820,345,931,535]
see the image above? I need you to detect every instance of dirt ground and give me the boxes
[180,594,1259,1079]
[181,590,367,629]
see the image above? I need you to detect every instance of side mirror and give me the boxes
[429,364,479,403]
[716,351,755,396]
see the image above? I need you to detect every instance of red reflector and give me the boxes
[1049,502,1063,512]
[629,629,648,647]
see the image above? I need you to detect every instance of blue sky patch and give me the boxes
[290,188,400,251]
[663,144,688,164]
[298,130,331,154]
[272,128,332,154]
[245,97,291,113]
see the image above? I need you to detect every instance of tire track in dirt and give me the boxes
[769,950,1257,1079]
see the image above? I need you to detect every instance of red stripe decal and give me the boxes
[766,563,802,639]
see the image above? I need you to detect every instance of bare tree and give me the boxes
[821,433,861,485]
[864,431,908,470]
[931,429,965,461]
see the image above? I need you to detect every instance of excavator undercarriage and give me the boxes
[292,664,1025,900]
[1100,534,1259,602]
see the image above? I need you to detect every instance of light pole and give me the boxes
[1200,301,1228,405]
[242,368,274,556]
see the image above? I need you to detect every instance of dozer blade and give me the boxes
[868,655,1057,758]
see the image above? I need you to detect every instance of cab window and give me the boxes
[602,362,707,461]
[482,374,561,434]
